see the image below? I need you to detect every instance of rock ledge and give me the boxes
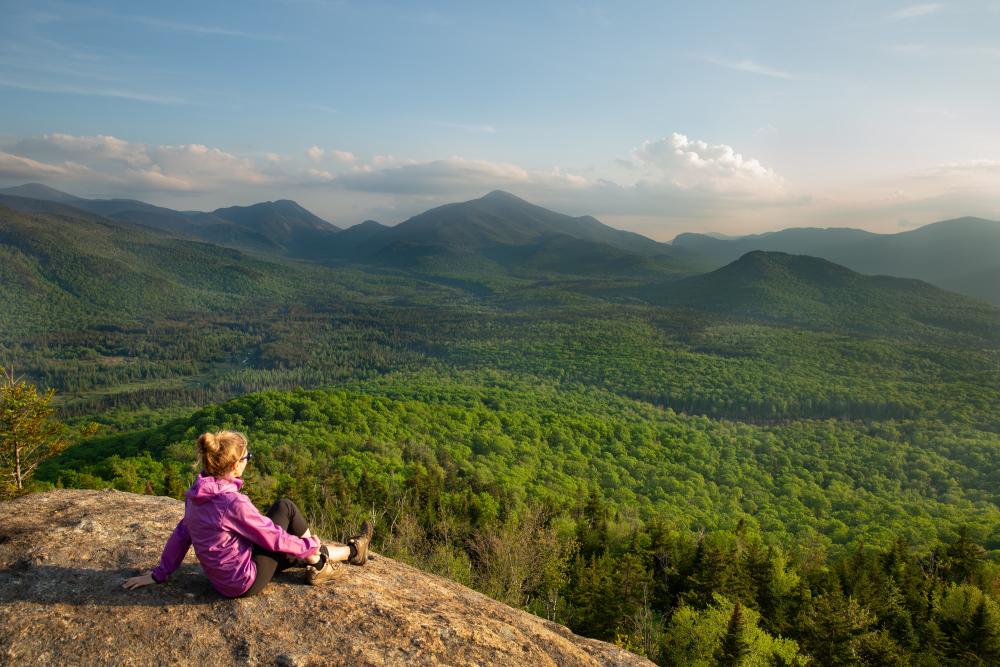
[0,490,651,666]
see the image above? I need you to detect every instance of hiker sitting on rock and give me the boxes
[122,430,372,597]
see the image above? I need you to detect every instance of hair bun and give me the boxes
[197,432,218,453]
[196,430,248,478]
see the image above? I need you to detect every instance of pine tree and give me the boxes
[684,539,729,608]
[715,601,751,666]
[799,588,875,667]
[945,526,985,585]
[969,599,1000,663]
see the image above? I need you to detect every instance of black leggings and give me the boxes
[242,498,310,597]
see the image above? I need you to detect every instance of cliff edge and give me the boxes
[0,490,652,666]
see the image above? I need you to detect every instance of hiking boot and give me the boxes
[347,521,373,566]
[307,546,343,585]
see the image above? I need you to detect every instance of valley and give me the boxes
[3,186,1000,664]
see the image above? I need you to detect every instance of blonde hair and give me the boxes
[196,430,248,477]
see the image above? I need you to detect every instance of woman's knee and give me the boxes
[267,497,295,515]
[279,498,301,516]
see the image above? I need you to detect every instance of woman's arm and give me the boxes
[122,518,191,590]
[121,518,192,591]
[226,495,320,558]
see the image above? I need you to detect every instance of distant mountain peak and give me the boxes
[479,190,524,202]
[730,250,856,278]
[669,216,1000,304]
[270,199,309,209]
[0,182,83,203]
[912,216,999,233]
[213,200,337,230]
[654,249,1000,338]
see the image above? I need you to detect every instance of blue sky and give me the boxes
[1,0,999,238]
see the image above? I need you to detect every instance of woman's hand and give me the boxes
[307,548,322,565]
[122,572,156,590]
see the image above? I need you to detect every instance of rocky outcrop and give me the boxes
[0,490,652,666]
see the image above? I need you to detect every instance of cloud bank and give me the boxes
[2,133,272,193]
[2,130,997,238]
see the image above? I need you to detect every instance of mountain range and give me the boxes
[1,182,998,306]
[673,218,1000,304]
[0,185,693,277]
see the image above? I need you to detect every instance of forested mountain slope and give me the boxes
[672,217,1000,304]
[33,379,1000,665]
[0,184,699,277]
[0,204,327,335]
[333,190,697,277]
[654,251,1000,341]
[0,185,336,256]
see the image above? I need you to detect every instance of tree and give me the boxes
[715,601,751,666]
[0,367,70,497]
[798,589,876,667]
[662,594,804,667]
[944,526,986,585]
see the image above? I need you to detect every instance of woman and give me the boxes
[122,430,372,597]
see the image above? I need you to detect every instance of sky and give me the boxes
[1,0,999,240]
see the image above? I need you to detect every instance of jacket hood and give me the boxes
[186,472,244,503]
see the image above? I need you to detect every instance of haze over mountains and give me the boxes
[1,182,998,305]
[659,251,1000,342]
[674,219,1000,305]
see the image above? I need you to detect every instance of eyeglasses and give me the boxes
[240,450,253,462]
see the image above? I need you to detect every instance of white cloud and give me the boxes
[704,57,800,80]
[300,103,339,115]
[0,77,185,105]
[314,133,796,231]
[885,44,929,55]
[334,157,534,194]
[886,43,1000,59]
[116,166,194,191]
[148,143,271,187]
[83,7,281,40]
[434,122,498,134]
[888,3,944,20]
[912,106,960,119]
[123,15,280,40]
[306,146,324,162]
[369,154,417,169]
[968,46,1000,58]
[3,133,271,194]
[917,159,1000,187]
[0,150,89,180]
[305,168,335,181]
[15,133,151,167]
[631,133,785,197]
[306,146,357,164]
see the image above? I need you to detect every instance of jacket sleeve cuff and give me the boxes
[150,569,166,583]
[306,535,321,557]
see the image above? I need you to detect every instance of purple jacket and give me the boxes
[151,473,320,597]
